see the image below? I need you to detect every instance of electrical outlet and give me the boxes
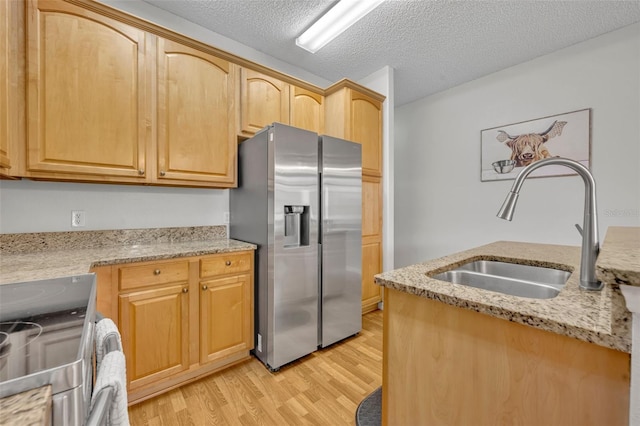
[71,210,86,227]
[223,212,230,224]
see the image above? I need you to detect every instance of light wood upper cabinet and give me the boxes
[0,0,12,174]
[290,86,324,134]
[325,83,384,177]
[1,0,26,178]
[351,92,382,177]
[239,68,289,137]
[156,38,237,185]
[238,70,325,137]
[26,0,148,179]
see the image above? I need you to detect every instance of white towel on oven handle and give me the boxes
[95,318,122,372]
[91,350,130,426]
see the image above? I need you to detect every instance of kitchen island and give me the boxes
[375,227,638,426]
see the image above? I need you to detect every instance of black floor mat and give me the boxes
[355,387,381,426]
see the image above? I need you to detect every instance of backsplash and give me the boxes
[0,226,227,254]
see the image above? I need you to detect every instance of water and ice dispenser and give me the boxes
[284,205,309,248]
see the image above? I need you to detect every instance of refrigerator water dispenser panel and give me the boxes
[284,205,309,248]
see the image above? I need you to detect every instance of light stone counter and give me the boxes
[596,226,640,286]
[0,385,51,426]
[375,237,633,353]
[0,226,256,285]
[0,239,256,285]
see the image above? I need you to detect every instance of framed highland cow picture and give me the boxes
[480,108,591,182]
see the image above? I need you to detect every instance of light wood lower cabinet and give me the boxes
[383,287,630,425]
[200,274,252,364]
[95,250,254,404]
[119,284,190,390]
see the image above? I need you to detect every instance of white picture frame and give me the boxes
[480,109,591,182]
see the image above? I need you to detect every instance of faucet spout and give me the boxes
[496,157,602,291]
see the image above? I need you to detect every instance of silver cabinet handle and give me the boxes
[182,288,188,293]
[138,169,145,175]
[160,171,166,176]
[225,261,231,266]
[154,269,161,275]
[202,285,208,291]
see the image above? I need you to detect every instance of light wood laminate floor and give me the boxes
[128,310,383,425]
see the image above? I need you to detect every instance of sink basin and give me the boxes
[431,260,571,299]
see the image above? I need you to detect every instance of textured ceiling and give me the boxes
[142,0,640,106]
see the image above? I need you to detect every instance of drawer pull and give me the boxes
[202,285,208,291]
[225,261,232,266]
[160,171,166,177]
[182,287,189,293]
[138,169,145,175]
[154,269,161,275]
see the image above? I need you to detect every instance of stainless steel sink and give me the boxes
[431,260,571,299]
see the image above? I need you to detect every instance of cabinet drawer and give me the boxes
[119,261,189,291]
[200,252,252,278]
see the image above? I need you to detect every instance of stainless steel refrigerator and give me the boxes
[230,123,362,371]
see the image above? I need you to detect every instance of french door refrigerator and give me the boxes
[230,123,362,371]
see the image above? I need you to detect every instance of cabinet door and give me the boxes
[199,274,252,364]
[239,68,289,136]
[0,0,22,177]
[350,91,382,177]
[157,38,237,186]
[26,0,147,179]
[362,175,382,313]
[362,241,382,313]
[119,284,190,390]
[0,0,12,173]
[290,86,324,134]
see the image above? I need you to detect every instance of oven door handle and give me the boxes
[85,387,114,426]
[86,331,123,426]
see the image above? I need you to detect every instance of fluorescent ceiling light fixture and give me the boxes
[296,0,386,53]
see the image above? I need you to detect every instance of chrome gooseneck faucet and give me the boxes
[496,157,602,291]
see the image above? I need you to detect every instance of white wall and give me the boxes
[359,66,395,271]
[394,23,640,267]
[0,180,228,233]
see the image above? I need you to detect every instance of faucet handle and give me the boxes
[574,223,583,237]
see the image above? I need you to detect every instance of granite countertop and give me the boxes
[596,227,640,286]
[0,238,256,285]
[375,227,639,353]
[0,385,51,426]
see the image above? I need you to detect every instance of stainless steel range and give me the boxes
[0,274,96,425]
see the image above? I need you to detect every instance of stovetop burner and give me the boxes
[0,274,96,397]
[0,322,43,360]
